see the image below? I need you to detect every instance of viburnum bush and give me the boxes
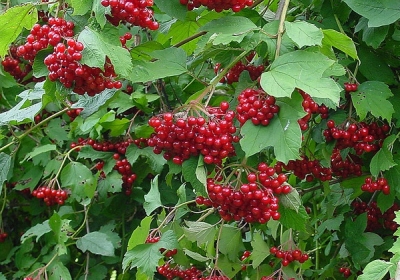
[0,0,400,279]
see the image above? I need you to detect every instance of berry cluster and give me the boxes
[66,107,83,121]
[196,163,291,224]
[330,148,363,178]
[147,102,238,165]
[145,235,178,258]
[339,267,352,278]
[297,90,329,131]
[157,263,228,280]
[324,120,389,155]
[32,186,68,206]
[1,45,33,83]
[17,18,75,62]
[240,250,251,270]
[344,82,358,93]
[100,0,159,30]
[361,177,390,195]
[269,247,309,266]
[275,156,332,182]
[236,88,279,126]
[0,232,7,242]
[214,60,264,84]
[180,0,253,12]
[72,137,134,154]
[352,201,399,232]
[120,32,133,48]
[71,138,138,195]
[45,40,121,95]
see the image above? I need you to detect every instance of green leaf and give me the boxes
[358,46,396,85]
[33,48,52,77]
[351,81,394,121]
[101,118,130,137]
[217,254,242,279]
[20,220,51,243]
[279,205,309,232]
[15,165,43,191]
[370,135,397,177]
[183,249,210,262]
[183,221,217,247]
[44,118,70,145]
[0,98,42,126]
[127,216,152,251]
[49,212,69,255]
[219,224,245,261]
[0,153,11,196]
[316,215,344,239]
[355,17,389,49]
[260,50,342,104]
[22,144,56,163]
[78,26,133,78]
[182,156,207,194]
[123,230,178,277]
[47,261,72,280]
[250,232,270,268]
[98,171,122,196]
[345,213,384,265]
[76,231,115,256]
[71,89,117,118]
[143,175,162,215]
[240,94,304,163]
[279,188,302,212]
[342,0,400,27]
[126,145,166,174]
[200,16,257,34]
[130,48,188,83]
[285,21,323,48]
[321,29,358,60]
[93,0,108,28]
[358,260,393,280]
[71,0,93,15]
[154,0,188,21]
[60,162,97,203]
[0,4,38,58]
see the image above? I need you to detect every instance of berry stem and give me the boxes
[0,107,69,153]
[275,0,290,59]
[194,50,249,103]
[173,31,207,48]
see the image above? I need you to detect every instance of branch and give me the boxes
[274,0,290,59]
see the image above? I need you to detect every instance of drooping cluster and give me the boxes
[32,186,68,206]
[180,0,253,12]
[45,40,121,95]
[100,0,159,30]
[70,138,139,195]
[269,247,309,266]
[214,53,265,84]
[236,88,280,126]
[352,201,399,232]
[196,163,291,223]
[361,177,390,195]
[147,102,238,165]
[324,120,389,155]
[16,18,75,62]
[157,263,229,280]
[1,45,33,83]
[275,156,332,182]
[330,148,363,178]
[297,90,329,131]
